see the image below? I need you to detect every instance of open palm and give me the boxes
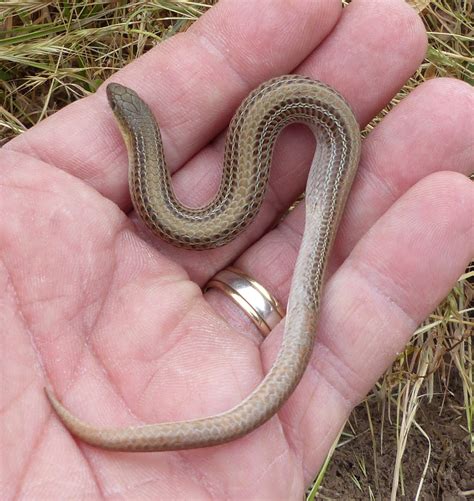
[2,0,473,498]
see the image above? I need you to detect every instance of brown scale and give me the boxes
[45,75,361,452]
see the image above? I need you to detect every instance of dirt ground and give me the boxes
[317,375,473,499]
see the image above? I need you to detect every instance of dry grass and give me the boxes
[1,1,472,499]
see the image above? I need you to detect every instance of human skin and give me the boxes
[1,0,473,499]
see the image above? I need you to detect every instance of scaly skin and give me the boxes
[45,75,361,452]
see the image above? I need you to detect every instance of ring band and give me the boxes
[205,267,285,336]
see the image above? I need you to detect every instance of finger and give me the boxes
[169,0,427,210]
[291,172,473,479]
[339,77,474,262]
[6,0,341,206]
[204,71,473,471]
[152,0,428,283]
[211,76,474,335]
[7,0,426,286]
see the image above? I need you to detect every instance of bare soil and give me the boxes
[318,375,473,499]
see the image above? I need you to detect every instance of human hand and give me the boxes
[2,0,472,498]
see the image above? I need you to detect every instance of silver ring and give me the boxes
[205,267,285,336]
